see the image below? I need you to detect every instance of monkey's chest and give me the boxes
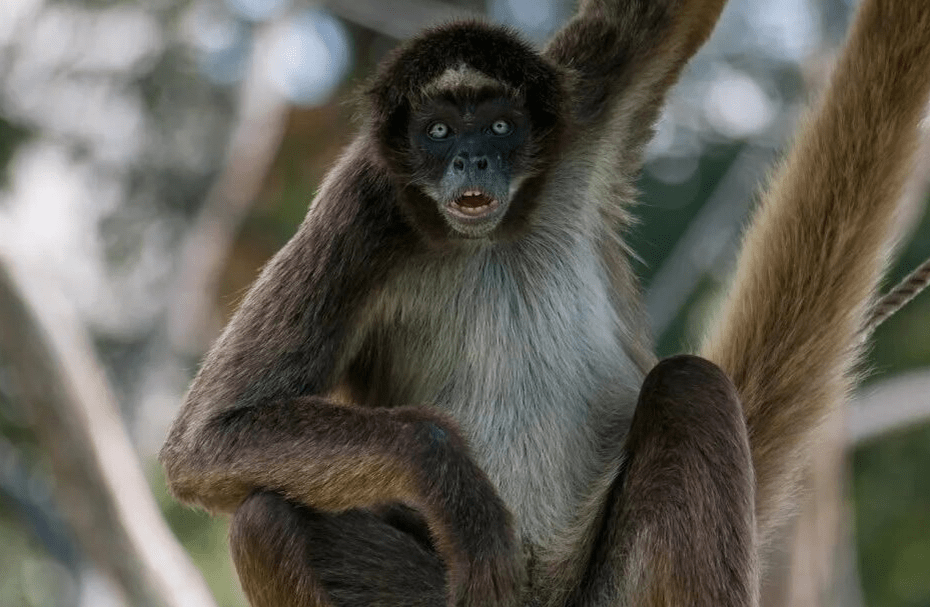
[367,250,642,549]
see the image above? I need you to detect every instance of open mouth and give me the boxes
[446,190,500,220]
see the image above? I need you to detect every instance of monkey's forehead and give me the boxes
[418,64,516,100]
[371,21,554,95]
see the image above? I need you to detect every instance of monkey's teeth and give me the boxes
[458,204,492,215]
[448,195,500,219]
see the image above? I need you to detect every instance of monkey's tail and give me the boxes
[699,0,930,546]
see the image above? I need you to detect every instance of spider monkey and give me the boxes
[160,0,930,605]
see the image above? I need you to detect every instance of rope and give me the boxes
[867,256,930,331]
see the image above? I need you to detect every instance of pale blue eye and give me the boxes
[428,122,450,140]
[491,120,513,135]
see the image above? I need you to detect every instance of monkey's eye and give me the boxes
[491,119,513,136]
[427,122,451,140]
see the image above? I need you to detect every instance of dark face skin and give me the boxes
[408,95,530,238]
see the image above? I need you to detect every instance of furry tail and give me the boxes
[700,0,930,545]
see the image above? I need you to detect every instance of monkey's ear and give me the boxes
[365,76,405,128]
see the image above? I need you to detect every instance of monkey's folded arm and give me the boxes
[162,395,514,561]
[163,396,523,603]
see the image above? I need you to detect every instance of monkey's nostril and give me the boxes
[476,158,488,170]
[453,158,465,171]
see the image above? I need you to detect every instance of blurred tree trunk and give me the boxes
[760,407,861,607]
[0,247,217,607]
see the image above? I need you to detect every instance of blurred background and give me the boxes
[0,0,928,605]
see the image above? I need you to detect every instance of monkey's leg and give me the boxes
[229,491,446,607]
[575,355,758,607]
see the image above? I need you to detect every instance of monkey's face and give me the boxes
[408,95,531,238]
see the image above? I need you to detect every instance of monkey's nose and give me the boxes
[453,155,489,172]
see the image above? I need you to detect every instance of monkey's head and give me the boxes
[368,22,568,240]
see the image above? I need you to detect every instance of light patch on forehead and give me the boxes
[421,63,504,98]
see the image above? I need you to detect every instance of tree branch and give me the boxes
[0,230,217,607]
[166,23,291,356]
[850,370,930,444]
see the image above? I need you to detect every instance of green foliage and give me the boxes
[0,118,30,189]
[854,424,930,607]
[631,142,743,288]
[0,508,73,607]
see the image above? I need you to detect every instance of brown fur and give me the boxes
[700,0,930,547]
[160,0,930,605]
[571,356,758,607]
[230,495,446,607]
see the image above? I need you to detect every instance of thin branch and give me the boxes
[645,143,777,337]
[761,407,865,607]
[0,231,218,607]
[166,22,291,356]
[849,369,930,444]
[648,100,930,343]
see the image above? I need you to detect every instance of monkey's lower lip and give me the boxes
[447,192,500,219]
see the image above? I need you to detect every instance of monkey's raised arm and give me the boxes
[701,0,930,546]
[545,0,726,151]
[159,149,523,606]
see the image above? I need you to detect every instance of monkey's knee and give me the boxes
[627,354,753,512]
[230,491,331,607]
[617,355,758,606]
[630,354,749,459]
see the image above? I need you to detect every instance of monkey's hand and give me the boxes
[162,400,525,606]
[546,0,729,158]
[393,411,527,607]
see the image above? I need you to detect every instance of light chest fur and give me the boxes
[361,211,644,551]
